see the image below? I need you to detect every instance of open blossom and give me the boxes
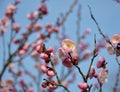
[62,39,76,52]
[98,69,108,84]
[112,34,120,44]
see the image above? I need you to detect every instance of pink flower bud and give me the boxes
[40,53,49,60]
[97,56,105,68]
[49,84,57,90]
[104,68,109,73]
[40,64,48,73]
[12,38,20,44]
[36,45,41,53]
[72,56,78,65]
[52,26,58,33]
[23,43,30,51]
[46,28,52,33]
[31,43,37,49]
[93,73,98,78]
[27,13,35,20]
[47,69,55,77]
[78,82,88,89]
[37,4,48,15]
[47,47,53,53]
[42,82,48,88]
[18,50,26,56]
[62,58,72,68]
[48,81,57,90]
[33,23,42,31]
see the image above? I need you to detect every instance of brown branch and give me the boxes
[68,53,87,82]
[86,34,97,80]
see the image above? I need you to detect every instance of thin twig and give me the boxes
[86,34,97,80]
[2,33,6,66]
[68,53,87,82]
[58,0,78,26]
[50,60,61,84]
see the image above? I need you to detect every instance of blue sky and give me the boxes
[0,0,120,92]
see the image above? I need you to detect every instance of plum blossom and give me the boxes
[62,39,76,52]
[112,34,120,44]
[98,69,108,84]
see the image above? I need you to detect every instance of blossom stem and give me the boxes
[50,60,61,84]
[68,52,87,82]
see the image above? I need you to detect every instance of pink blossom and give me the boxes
[7,4,17,13]
[47,69,55,77]
[27,13,36,20]
[41,82,48,88]
[40,64,48,73]
[62,58,72,68]
[37,4,48,15]
[98,69,108,84]
[48,81,57,90]
[112,34,120,44]
[40,53,49,60]
[12,23,20,32]
[97,56,105,68]
[47,47,53,53]
[23,43,30,51]
[62,39,76,53]
[18,49,26,56]
[52,26,59,33]
[33,23,42,31]
[78,82,88,89]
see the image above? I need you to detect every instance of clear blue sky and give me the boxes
[0,0,120,92]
